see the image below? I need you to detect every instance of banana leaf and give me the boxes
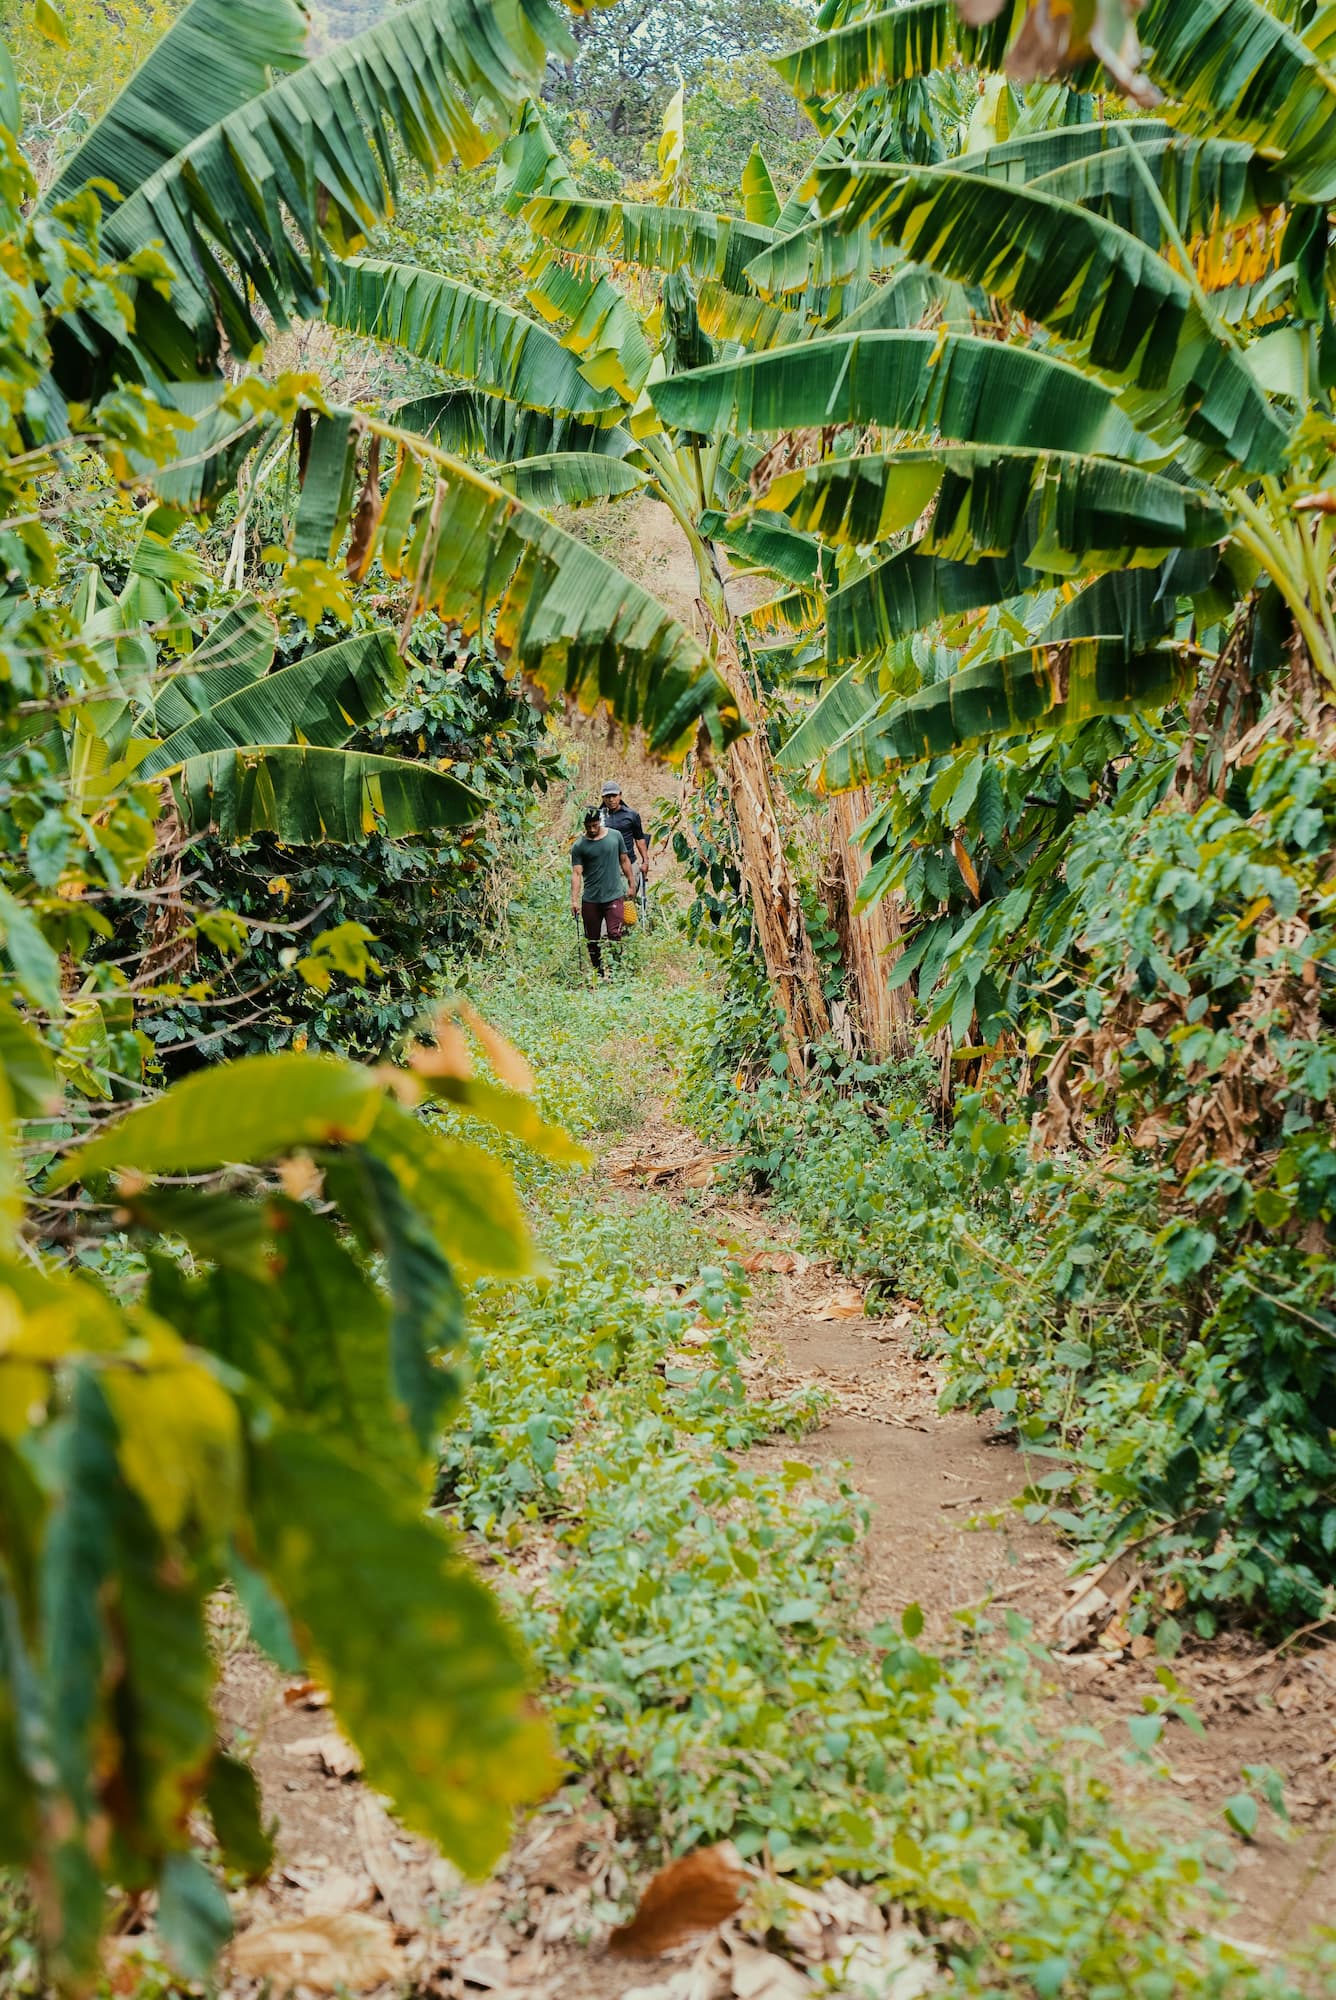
[838,265,975,333]
[754,446,1227,568]
[828,547,1046,663]
[651,331,1154,465]
[525,260,654,403]
[812,164,1287,476]
[154,598,278,732]
[141,630,404,777]
[389,390,634,463]
[523,196,775,290]
[742,147,781,228]
[171,745,484,843]
[696,281,809,351]
[93,0,569,384]
[819,639,1192,788]
[1034,570,1179,648]
[323,259,623,423]
[494,453,646,507]
[1138,0,1336,202]
[698,509,825,588]
[773,0,1036,100]
[776,665,880,775]
[495,97,579,216]
[291,410,741,758]
[44,0,308,213]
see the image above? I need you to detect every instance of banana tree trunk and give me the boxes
[709,628,830,1080]
[823,786,914,1061]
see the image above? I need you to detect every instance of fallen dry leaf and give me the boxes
[811,1286,865,1322]
[740,1251,801,1275]
[730,1942,809,1998]
[282,1678,330,1708]
[609,1843,746,1957]
[230,1913,400,1993]
[286,1731,361,1779]
[455,1946,512,1989]
[354,1793,423,1929]
[836,1931,935,1998]
[305,1869,376,1917]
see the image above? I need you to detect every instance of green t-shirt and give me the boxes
[570,830,627,904]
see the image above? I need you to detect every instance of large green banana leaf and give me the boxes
[390,390,633,463]
[92,0,570,383]
[140,630,404,778]
[698,509,825,588]
[743,148,782,228]
[651,331,1154,464]
[495,97,579,215]
[525,260,654,402]
[154,598,278,732]
[696,281,809,351]
[754,446,1227,568]
[1136,0,1336,202]
[828,547,1045,663]
[523,196,775,290]
[171,745,483,843]
[838,265,976,333]
[773,0,1031,99]
[776,664,881,775]
[494,453,646,507]
[323,259,622,423]
[741,216,897,302]
[44,0,308,213]
[819,640,1192,789]
[812,165,1287,476]
[1034,570,1180,648]
[292,410,741,758]
[1027,136,1281,245]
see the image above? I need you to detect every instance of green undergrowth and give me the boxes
[437,872,1331,1999]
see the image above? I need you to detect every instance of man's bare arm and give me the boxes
[620,850,635,892]
[571,865,583,912]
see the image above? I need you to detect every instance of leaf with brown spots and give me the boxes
[608,1842,746,1957]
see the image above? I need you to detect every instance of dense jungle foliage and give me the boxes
[0,0,1333,1990]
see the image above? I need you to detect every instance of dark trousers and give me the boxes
[581,897,624,973]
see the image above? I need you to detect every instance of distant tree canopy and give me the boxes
[545,0,815,173]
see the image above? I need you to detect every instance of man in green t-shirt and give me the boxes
[570,805,636,978]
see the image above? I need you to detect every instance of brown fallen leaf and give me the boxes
[353,1792,422,1929]
[811,1286,864,1321]
[609,1843,746,1957]
[286,1731,361,1779]
[282,1677,331,1708]
[305,1869,376,1917]
[230,1913,400,1993]
[740,1250,800,1275]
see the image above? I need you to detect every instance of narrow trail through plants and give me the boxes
[206,756,1328,1992]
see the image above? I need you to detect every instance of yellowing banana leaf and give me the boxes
[44,0,308,213]
[812,164,1287,476]
[140,630,404,777]
[755,446,1227,568]
[292,410,741,758]
[696,280,809,351]
[525,259,654,403]
[523,195,775,289]
[651,331,1153,464]
[171,745,484,843]
[819,639,1192,789]
[323,258,623,423]
[1137,0,1336,202]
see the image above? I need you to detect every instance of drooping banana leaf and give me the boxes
[171,745,484,843]
[493,453,646,507]
[1137,0,1336,202]
[650,331,1155,465]
[89,0,571,386]
[772,0,1035,101]
[291,410,741,758]
[323,259,622,423]
[818,639,1192,789]
[44,0,308,213]
[754,446,1228,569]
[154,598,278,732]
[696,281,810,351]
[837,265,976,333]
[776,665,881,775]
[741,215,898,301]
[389,390,634,463]
[828,547,1046,663]
[1033,570,1180,649]
[698,509,826,588]
[1028,136,1282,246]
[523,196,776,290]
[746,586,825,640]
[811,164,1288,476]
[141,630,404,777]
[525,260,654,403]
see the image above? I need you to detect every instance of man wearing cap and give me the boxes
[570,804,636,978]
[599,782,650,888]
